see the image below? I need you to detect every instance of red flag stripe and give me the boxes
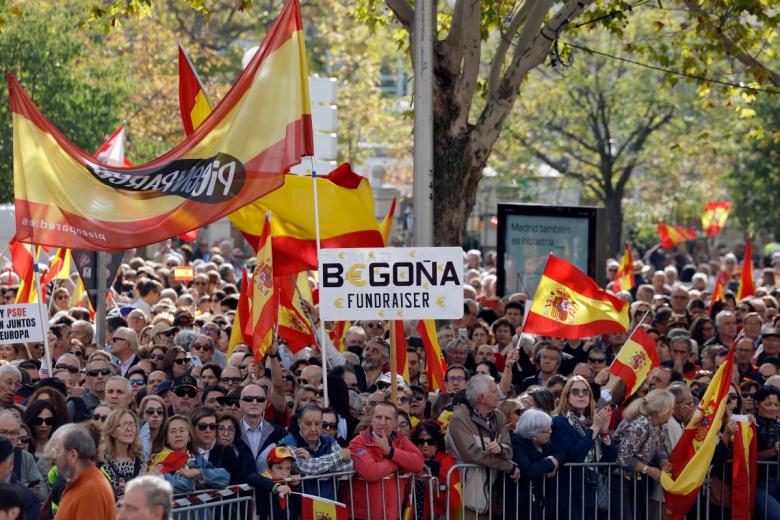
[541,255,628,307]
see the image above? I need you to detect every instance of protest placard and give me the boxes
[319,247,463,321]
[0,304,45,343]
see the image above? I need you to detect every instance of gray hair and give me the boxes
[444,338,468,355]
[107,375,131,393]
[174,330,199,351]
[0,365,21,380]
[715,310,735,326]
[124,475,173,518]
[667,382,692,404]
[515,409,552,440]
[115,327,139,351]
[72,320,95,342]
[465,375,495,406]
[58,424,96,461]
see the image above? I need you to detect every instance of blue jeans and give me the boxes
[755,481,780,520]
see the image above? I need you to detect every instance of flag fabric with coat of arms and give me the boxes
[702,201,732,237]
[248,214,276,361]
[608,327,659,401]
[661,337,737,519]
[275,272,316,353]
[227,268,251,357]
[416,319,447,392]
[300,493,348,520]
[523,255,630,339]
[657,224,697,249]
[611,242,634,292]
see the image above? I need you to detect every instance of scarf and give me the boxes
[566,410,601,463]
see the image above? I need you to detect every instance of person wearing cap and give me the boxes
[0,436,39,520]
[254,445,301,520]
[170,376,201,416]
[349,401,423,520]
[758,327,780,364]
[278,404,352,500]
[149,323,177,349]
[111,327,141,378]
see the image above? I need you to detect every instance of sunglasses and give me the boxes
[321,421,337,430]
[728,394,739,401]
[376,382,390,390]
[18,436,30,444]
[129,378,146,386]
[192,343,213,352]
[303,387,324,397]
[144,408,164,416]
[173,358,190,365]
[162,330,176,337]
[217,397,240,408]
[571,388,591,397]
[365,322,383,329]
[241,396,267,404]
[743,393,756,398]
[31,417,55,426]
[174,388,199,398]
[415,438,436,446]
[196,423,218,431]
[55,364,79,374]
[70,351,84,358]
[221,377,241,384]
[218,425,236,434]
[588,358,606,363]
[86,368,111,377]
[93,414,108,422]
[283,375,296,382]
[111,337,126,343]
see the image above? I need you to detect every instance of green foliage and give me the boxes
[0,4,130,201]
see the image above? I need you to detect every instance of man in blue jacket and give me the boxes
[278,404,353,500]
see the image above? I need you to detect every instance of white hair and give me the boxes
[124,476,173,519]
[515,409,552,440]
[465,375,495,405]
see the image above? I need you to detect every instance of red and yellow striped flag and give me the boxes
[417,319,447,392]
[524,255,629,339]
[390,321,409,382]
[611,242,634,292]
[702,201,732,237]
[227,267,251,357]
[178,43,212,136]
[608,327,659,400]
[248,214,276,361]
[708,271,730,315]
[329,321,350,352]
[9,236,37,303]
[661,338,736,519]
[737,238,755,300]
[275,272,316,353]
[301,494,348,520]
[657,224,696,249]
[381,196,397,246]
[42,247,71,286]
[731,418,757,519]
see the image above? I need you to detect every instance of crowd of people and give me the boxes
[0,239,779,519]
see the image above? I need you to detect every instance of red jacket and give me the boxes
[346,429,424,520]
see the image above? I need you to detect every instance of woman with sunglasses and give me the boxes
[148,415,229,494]
[144,345,168,371]
[741,379,761,415]
[408,420,458,519]
[162,346,190,380]
[50,287,71,314]
[100,408,144,497]
[190,406,244,484]
[216,413,240,451]
[138,395,168,463]
[23,401,61,499]
[550,375,615,520]
[26,387,70,425]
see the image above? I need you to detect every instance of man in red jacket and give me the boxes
[349,401,424,520]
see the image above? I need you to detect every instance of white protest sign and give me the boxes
[319,247,464,321]
[0,304,46,344]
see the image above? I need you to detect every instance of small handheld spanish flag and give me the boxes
[701,201,732,237]
[300,493,348,520]
[523,255,629,339]
[608,327,659,401]
[611,242,634,293]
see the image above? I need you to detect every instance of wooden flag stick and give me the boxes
[389,321,398,403]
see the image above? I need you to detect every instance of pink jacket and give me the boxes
[346,429,424,520]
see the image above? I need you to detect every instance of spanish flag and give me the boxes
[611,242,634,292]
[275,272,316,353]
[328,321,350,352]
[731,418,757,519]
[9,236,37,304]
[381,196,397,245]
[737,238,755,300]
[178,43,213,136]
[608,327,659,400]
[661,337,736,519]
[149,448,189,474]
[248,213,276,361]
[523,255,629,339]
[300,494,348,520]
[10,0,312,251]
[709,271,729,311]
[416,319,447,392]
[230,164,386,275]
[390,320,409,382]
[657,224,697,249]
[702,201,732,237]
[227,267,250,357]
[42,247,72,285]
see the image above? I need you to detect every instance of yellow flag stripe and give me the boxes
[529,274,629,327]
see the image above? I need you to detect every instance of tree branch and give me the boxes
[385,0,414,33]
[487,1,535,99]
[450,0,482,134]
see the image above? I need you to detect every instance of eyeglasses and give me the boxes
[55,364,79,374]
[743,393,756,399]
[70,351,84,358]
[376,382,390,390]
[111,337,127,343]
[728,394,739,401]
[149,354,165,361]
[173,358,190,365]
[202,328,220,335]
[365,322,383,329]
[144,408,164,416]
[221,377,241,384]
[18,436,30,444]
[129,378,146,386]
[283,375,296,383]
[218,425,235,434]
[30,417,55,426]
[192,343,213,352]
[55,294,69,300]
[86,368,111,377]
[196,422,218,431]
[446,375,466,383]
[116,421,136,430]
[174,388,199,399]
[93,414,108,422]
[0,429,19,437]
[414,438,436,446]
[412,394,425,402]
[161,330,176,337]
[570,388,591,397]
[588,358,606,363]
[321,421,337,430]
[241,396,267,404]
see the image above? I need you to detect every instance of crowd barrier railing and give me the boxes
[171,484,254,520]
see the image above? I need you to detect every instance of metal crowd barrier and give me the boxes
[170,484,254,520]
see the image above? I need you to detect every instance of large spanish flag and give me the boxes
[9,236,37,303]
[702,201,732,237]
[608,327,659,400]
[523,255,629,339]
[248,214,276,361]
[417,319,447,392]
[10,0,312,251]
[657,224,696,249]
[301,494,348,520]
[731,418,757,520]
[611,242,634,293]
[661,338,736,519]
[230,164,386,275]
[737,238,755,300]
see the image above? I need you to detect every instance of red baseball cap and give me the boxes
[266,446,296,465]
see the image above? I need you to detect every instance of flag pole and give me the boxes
[33,262,53,375]
[289,274,322,350]
[389,321,399,403]
[310,160,329,407]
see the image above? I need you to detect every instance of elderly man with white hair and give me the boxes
[447,375,519,518]
[118,475,173,520]
[0,365,21,410]
[110,327,141,377]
